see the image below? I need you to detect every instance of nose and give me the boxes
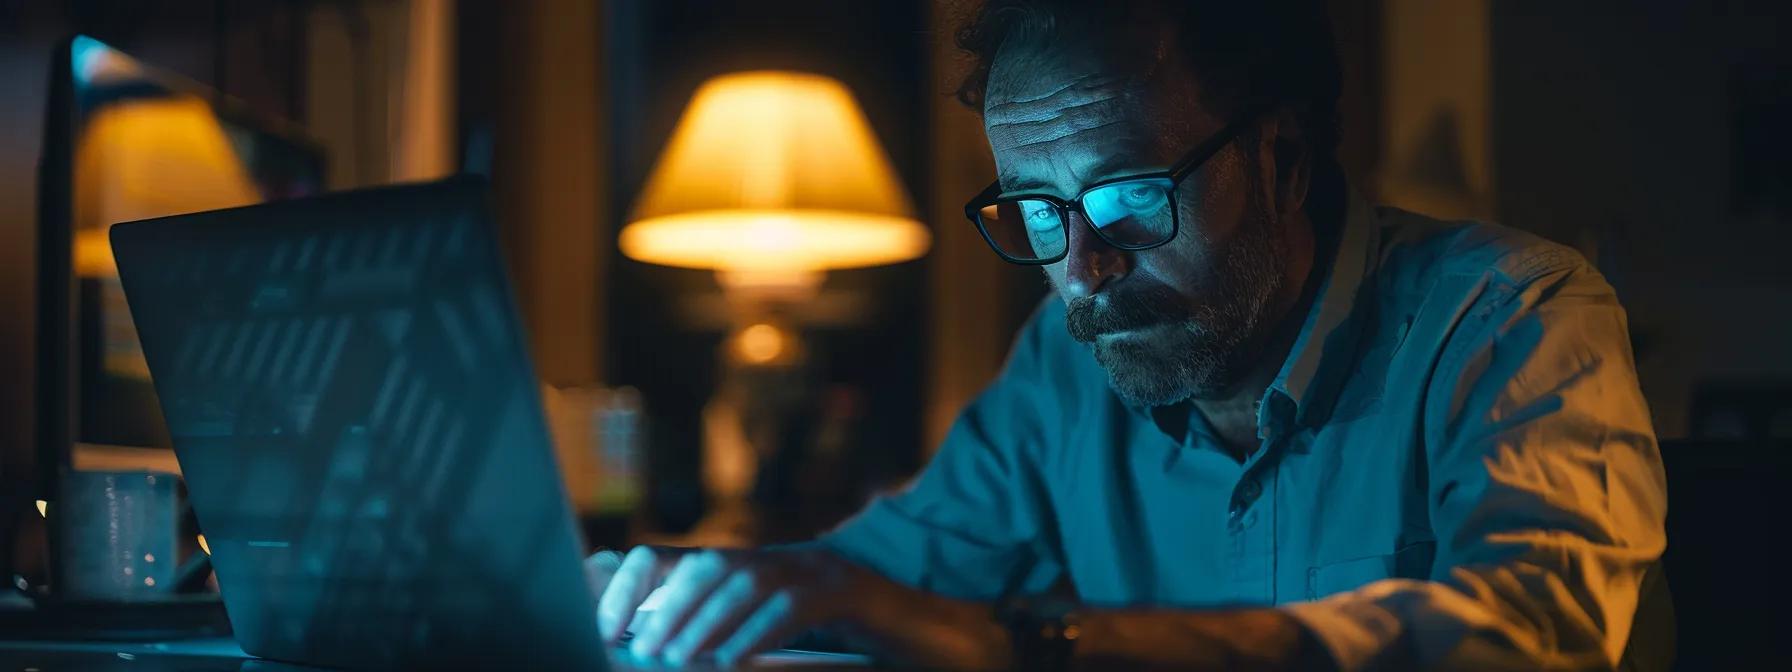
[1059,210,1131,299]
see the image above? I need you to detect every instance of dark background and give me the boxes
[1,0,1789,667]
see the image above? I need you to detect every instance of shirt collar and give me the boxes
[1258,190,1379,432]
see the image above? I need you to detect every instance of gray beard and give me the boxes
[1084,185,1288,407]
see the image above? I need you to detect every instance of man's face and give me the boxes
[983,43,1290,406]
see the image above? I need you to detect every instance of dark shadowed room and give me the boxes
[1,1,1787,670]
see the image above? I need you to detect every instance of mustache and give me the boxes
[1065,282,1189,343]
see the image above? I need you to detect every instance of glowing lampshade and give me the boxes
[72,96,260,278]
[621,71,929,285]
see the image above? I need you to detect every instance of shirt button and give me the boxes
[1237,478,1262,503]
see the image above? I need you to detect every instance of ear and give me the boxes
[1256,109,1312,220]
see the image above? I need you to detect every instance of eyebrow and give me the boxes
[999,154,1146,198]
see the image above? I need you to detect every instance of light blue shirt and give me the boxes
[819,195,1668,670]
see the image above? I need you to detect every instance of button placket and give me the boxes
[1227,475,1263,532]
[1226,468,1273,594]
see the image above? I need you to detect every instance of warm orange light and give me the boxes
[734,323,788,364]
[73,230,117,278]
[72,96,260,277]
[196,534,210,555]
[621,71,929,281]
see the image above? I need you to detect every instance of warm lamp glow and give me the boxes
[733,323,788,364]
[622,71,929,277]
[72,96,260,277]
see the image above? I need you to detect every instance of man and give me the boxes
[590,1,1668,669]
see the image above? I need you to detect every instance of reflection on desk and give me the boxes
[0,638,874,670]
[0,638,248,671]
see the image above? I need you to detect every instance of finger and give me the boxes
[629,550,734,659]
[598,546,679,643]
[660,569,767,667]
[713,589,804,669]
[584,549,624,596]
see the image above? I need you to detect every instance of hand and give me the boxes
[588,545,1010,670]
[592,546,851,667]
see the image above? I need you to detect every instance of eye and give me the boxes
[1021,202,1060,231]
[1119,184,1166,210]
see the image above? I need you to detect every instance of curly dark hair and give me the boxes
[955,0,1343,172]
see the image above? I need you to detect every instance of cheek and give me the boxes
[1184,147,1253,238]
[1131,189,1239,293]
[1143,153,1252,274]
[1133,241,1208,296]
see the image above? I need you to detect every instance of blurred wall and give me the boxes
[307,2,407,190]
[1375,0,1492,219]
[1490,0,1791,437]
[1353,0,1792,437]
[477,0,607,387]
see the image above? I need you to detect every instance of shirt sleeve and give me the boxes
[816,301,1066,601]
[1285,248,1669,670]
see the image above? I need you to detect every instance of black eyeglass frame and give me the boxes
[962,111,1262,265]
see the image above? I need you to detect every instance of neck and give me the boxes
[1190,206,1326,460]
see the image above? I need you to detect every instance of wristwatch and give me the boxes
[997,595,1082,672]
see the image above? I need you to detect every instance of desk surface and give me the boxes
[0,638,873,670]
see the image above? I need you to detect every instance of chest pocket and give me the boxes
[1306,540,1436,599]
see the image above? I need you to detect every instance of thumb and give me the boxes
[585,549,626,597]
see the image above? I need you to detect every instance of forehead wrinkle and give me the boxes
[986,75,1082,108]
[989,115,1129,152]
[986,54,1153,142]
[985,69,1128,117]
[986,85,1143,151]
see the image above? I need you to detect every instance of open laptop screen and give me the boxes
[110,178,604,670]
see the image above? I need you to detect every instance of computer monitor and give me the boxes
[21,34,325,530]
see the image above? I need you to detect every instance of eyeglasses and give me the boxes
[962,112,1260,265]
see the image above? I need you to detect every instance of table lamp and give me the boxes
[621,72,928,540]
[621,70,930,294]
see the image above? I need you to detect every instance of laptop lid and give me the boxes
[109,177,606,670]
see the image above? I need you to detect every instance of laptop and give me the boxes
[109,177,868,670]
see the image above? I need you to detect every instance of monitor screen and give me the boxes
[50,35,326,470]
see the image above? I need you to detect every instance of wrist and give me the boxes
[996,594,1081,672]
[925,592,1012,671]
[1072,608,1334,672]
[828,558,1011,671]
